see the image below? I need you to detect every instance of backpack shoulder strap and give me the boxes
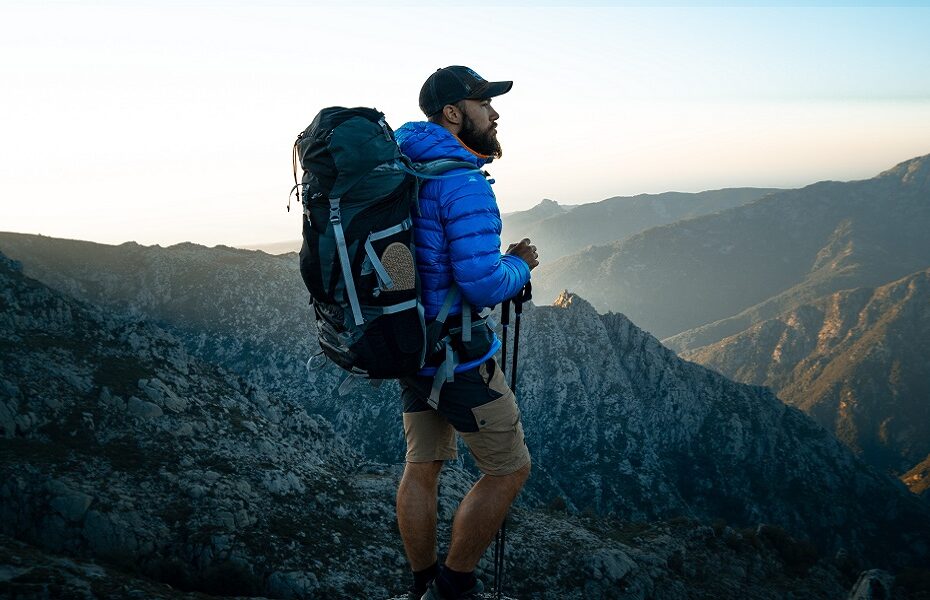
[397,159,483,181]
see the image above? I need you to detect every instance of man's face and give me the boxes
[456,98,502,158]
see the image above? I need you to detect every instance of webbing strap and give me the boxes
[426,285,461,353]
[435,285,460,324]
[461,298,472,342]
[381,299,419,314]
[428,339,459,409]
[445,343,455,383]
[364,237,394,290]
[483,309,497,331]
[330,198,364,326]
[369,217,412,242]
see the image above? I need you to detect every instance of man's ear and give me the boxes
[443,104,462,126]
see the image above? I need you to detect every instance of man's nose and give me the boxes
[490,106,499,120]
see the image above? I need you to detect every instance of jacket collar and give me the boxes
[396,121,489,168]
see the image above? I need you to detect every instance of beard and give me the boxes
[458,113,502,159]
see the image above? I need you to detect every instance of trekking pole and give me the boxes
[500,299,511,378]
[510,283,532,392]
[493,284,531,599]
[493,298,511,598]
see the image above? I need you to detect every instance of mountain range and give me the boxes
[531,154,930,345]
[243,187,776,261]
[500,188,779,263]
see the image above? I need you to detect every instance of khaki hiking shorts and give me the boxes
[399,358,531,476]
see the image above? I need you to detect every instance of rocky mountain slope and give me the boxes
[681,269,930,475]
[2,235,929,572]
[4,252,899,599]
[0,251,407,598]
[531,154,930,342]
[510,293,930,565]
[501,188,778,264]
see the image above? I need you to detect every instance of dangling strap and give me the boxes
[426,285,460,352]
[305,351,326,373]
[338,373,362,397]
[330,197,364,326]
[461,298,472,342]
[424,284,466,409]
[428,337,459,409]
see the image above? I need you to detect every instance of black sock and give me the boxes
[436,565,476,597]
[412,561,439,593]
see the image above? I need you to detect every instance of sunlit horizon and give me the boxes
[2,2,929,248]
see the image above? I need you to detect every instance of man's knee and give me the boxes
[484,461,530,492]
[403,460,444,486]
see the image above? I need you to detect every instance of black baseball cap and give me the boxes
[419,66,513,117]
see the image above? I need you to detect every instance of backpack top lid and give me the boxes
[296,107,409,205]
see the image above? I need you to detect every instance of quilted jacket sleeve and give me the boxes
[439,171,531,309]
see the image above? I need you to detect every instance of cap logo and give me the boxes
[465,68,485,82]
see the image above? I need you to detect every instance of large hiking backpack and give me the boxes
[293,107,477,382]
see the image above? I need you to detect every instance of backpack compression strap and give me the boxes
[329,197,365,326]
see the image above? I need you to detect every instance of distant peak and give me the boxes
[553,289,575,308]
[552,290,596,313]
[878,153,930,187]
[527,198,568,215]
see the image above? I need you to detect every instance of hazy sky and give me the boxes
[2,1,929,247]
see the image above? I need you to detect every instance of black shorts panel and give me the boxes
[399,358,505,433]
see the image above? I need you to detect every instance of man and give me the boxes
[393,66,539,600]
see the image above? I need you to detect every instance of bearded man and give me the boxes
[393,66,539,600]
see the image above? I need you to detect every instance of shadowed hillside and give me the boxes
[682,270,930,475]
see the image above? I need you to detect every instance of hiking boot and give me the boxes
[407,586,428,600]
[419,577,484,599]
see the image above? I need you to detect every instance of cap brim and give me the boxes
[468,80,513,100]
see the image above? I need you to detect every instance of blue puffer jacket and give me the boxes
[395,121,531,373]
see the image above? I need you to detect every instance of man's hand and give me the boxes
[506,238,539,270]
